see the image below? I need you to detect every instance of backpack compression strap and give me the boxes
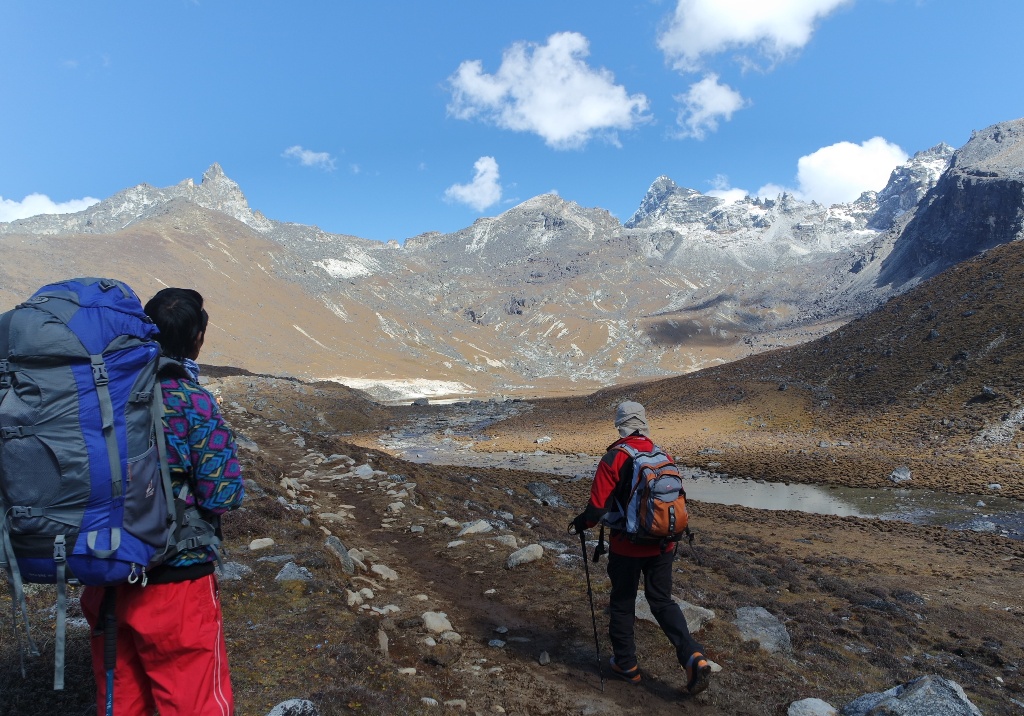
[0,515,41,678]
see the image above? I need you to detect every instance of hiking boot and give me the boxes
[609,656,641,684]
[684,652,711,695]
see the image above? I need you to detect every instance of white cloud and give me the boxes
[448,32,650,150]
[675,74,748,139]
[658,0,852,72]
[706,175,747,204]
[710,138,908,206]
[282,145,336,170]
[0,193,100,222]
[755,182,792,199]
[792,137,908,205]
[445,156,502,212]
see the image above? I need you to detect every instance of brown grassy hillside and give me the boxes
[481,240,1024,499]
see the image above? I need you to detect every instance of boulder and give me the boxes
[734,606,792,655]
[634,593,714,633]
[525,482,569,508]
[841,675,982,716]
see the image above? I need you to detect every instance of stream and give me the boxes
[378,402,1024,540]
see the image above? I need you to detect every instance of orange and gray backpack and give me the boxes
[603,443,689,543]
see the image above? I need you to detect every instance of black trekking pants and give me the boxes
[606,548,703,671]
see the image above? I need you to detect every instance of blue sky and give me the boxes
[2,1,1023,242]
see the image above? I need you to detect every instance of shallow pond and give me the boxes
[382,426,1024,540]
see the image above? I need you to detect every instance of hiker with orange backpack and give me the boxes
[572,401,711,695]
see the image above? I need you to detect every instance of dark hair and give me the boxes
[144,288,209,360]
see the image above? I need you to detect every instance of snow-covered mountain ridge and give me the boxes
[2,119,1022,399]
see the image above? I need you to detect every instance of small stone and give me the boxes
[378,629,389,658]
[458,519,493,536]
[324,536,355,574]
[423,637,437,647]
[274,562,313,582]
[398,667,417,675]
[787,697,837,716]
[359,587,374,600]
[447,540,466,548]
[490,535,518,549]
[352,464,375,478]
[538,651,550,666]
[249,537,275,551]
[413,593,429,601]
[346,590,363,607]
[410,525,425,534]
[488,639,506,648]
[443,699,467,710]
[440,630,462,644]
[218,562,253,581]
[420,697,438,707]
[371,564,399,581]
[506,544,544,569]
[889,466,912,484]
[422,612,453,633]
[265,699,320,716]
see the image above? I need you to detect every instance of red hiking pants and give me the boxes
[81,573,234,716]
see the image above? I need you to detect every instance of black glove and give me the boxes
[571,512,590,535]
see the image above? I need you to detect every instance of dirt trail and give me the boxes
[3,380,1023,715]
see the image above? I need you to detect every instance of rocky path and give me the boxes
[212,392,1023,716]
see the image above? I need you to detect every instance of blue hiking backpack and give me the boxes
[0,277,218,688]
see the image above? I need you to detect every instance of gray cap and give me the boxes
[615,401,650,437]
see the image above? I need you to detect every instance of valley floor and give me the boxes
[2,378,1023,715]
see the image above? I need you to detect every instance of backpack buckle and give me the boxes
[91,361,109,386]
[1,426,23,439]
[11,506,43,519]
[53,536,66,563]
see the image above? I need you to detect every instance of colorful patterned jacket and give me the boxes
[158,376,244,574]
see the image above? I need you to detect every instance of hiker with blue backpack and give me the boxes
[78,286,245,715]
[571,401,712,696]
[0,278,244,715]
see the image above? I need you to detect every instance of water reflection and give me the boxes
[690,475,1024,538]
[382,432,1024,539]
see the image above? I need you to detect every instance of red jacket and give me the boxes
[582,433,670,557]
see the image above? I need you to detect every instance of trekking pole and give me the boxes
[684,528,704,567]
[100,587,117,716]
[569,522,604,692]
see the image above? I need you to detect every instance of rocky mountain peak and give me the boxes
[869,143,955,230]
[0,164,273,237]
[878,117,1024,288]
[956,118,1024,177]
[624,176,722,229]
